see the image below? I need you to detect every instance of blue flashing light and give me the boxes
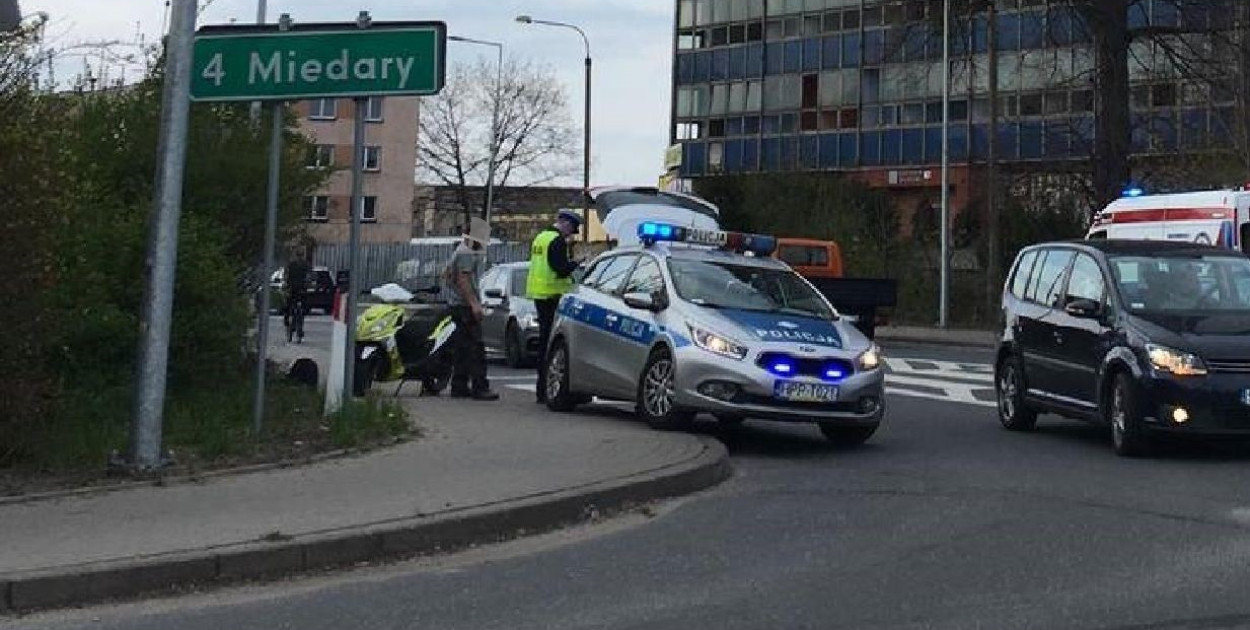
[769,361,794,375]
[1122,187,1144,198]
[638,222,684,243]
[824,369,845,380]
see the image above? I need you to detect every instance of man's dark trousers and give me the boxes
[534,297,560,403]
[449,305,490,394]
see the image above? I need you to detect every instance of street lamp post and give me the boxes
[448,35,504,224]
[515,15,591,243]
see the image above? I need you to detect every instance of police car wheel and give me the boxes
[637,348,694,430]
[545,339,580,412]
[818,423,877,445]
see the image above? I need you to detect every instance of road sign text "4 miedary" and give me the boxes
[191,23,446,102]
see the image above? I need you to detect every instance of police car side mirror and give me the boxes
[623,291,660,312]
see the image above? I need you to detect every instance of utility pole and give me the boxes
[130,0,196,471]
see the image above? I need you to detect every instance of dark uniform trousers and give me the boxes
[534,297,561,402]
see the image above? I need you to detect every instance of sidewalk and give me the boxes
[0,388,730,613]
[874,325,997,349]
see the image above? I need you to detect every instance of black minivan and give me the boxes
[996,239,1250,456]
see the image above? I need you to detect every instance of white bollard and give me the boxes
[324,290,348,416]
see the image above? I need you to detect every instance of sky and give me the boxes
[23,0,676,187]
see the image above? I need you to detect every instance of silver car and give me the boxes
[542,230,885,445]
[480,262,542,368]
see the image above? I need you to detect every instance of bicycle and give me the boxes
[285,294,307,343]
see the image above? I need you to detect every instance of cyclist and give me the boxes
[284,247,312,344]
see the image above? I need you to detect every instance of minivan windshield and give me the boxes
[667,259,835,320]
[1110,254,1250,312]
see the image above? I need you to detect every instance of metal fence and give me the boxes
[313,242,530,293]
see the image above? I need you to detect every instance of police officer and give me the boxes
[527,209,583,404]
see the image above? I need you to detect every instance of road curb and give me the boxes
[0,437,731,614]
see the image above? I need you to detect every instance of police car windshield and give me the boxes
[667,259,835,320]
[1111,254,1250,312]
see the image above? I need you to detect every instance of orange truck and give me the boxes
[773,238,897,339]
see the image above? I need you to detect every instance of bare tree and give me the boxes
[417,57,578,230]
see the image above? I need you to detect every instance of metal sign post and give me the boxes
[251,13,292,437]
[343,92,367,406]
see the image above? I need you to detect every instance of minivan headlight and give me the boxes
[1146,344,1208,376]
[688,324,748,360]
[858,344,882,370]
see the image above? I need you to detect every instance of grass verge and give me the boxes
[0,363,414,497]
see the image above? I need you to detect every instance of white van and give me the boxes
[1086,189,1250,253]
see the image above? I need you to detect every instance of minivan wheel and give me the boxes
[1110,373,1152,457]
[997,357,1037,431]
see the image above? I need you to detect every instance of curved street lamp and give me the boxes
[516,14,591,242]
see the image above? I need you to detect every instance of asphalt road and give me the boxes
[16,325,1250,629]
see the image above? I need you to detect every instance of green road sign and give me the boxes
[191,22,446,102]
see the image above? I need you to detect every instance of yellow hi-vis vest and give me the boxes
[526,229,574,299]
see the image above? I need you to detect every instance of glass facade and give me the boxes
[672,0,1240,177]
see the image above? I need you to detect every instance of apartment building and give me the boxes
[296,96,418,244]
[671,0,1244,211]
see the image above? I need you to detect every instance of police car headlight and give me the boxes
[857,344,882,371]
[687,324,748,360]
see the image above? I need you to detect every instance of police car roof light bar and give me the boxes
[636,222,778,256]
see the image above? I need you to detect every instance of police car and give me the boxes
[543,221,885,445]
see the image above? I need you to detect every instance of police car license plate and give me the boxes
[774,381,839,403]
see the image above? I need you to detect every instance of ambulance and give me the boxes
[1086,188,1250,253]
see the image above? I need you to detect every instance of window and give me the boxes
[306,144,334,169]
[309,98,336,119]
[364,146,381,171]
[360,196,378,223]
[364,96,384,122]
[1066,254,1105,304]
[1010,250,1039,298]
[587,255,637,294]
[1026,249,1075,306]
[510,269,529,297]
[305,195,329,222]
[624,257,665,296]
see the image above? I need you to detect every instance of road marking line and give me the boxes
[887,387,997,408]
